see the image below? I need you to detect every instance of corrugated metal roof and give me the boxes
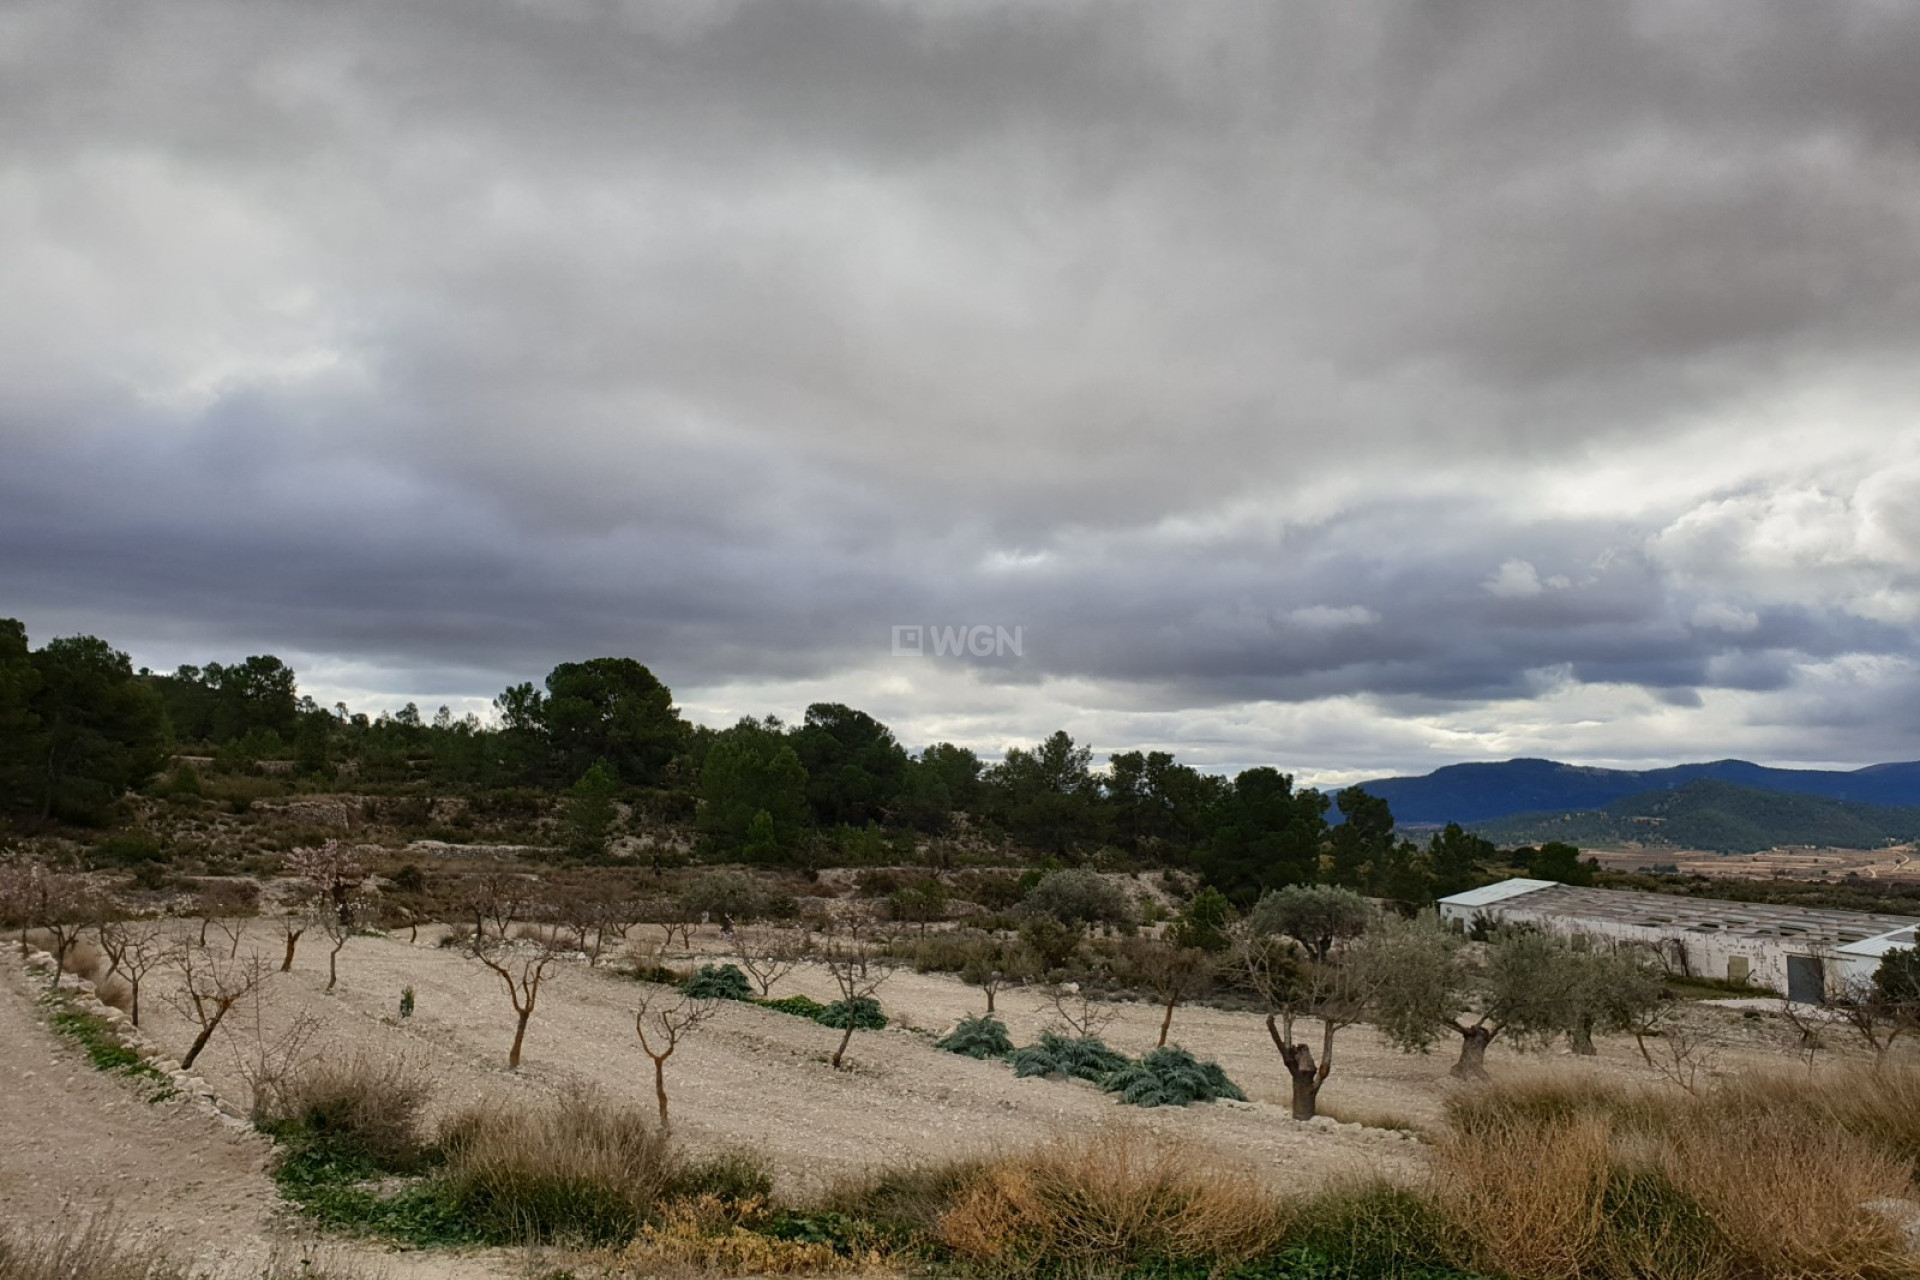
[1438,878,1560,908]
[1463,882,1920,950]
[1836,928,1919,960]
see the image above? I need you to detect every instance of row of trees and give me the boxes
[5,620,1597,915]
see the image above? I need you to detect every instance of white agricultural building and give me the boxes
[1437,878,1920,1004]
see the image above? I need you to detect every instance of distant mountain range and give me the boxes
[1471,778,1920,854]
[1357,757,1920,826]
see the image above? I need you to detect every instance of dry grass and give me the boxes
[610,1195,891,1276]
[254,1053,432,1172]
[1435,1063,1920,1280]
[937,1126,1287,1276]
[436,1087,678,1245]
[0,1216,192,1280]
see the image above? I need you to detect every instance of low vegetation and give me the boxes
[935,1012,1014,1059]
[1102,1045,1247,1108]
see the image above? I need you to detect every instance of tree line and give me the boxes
[0,619,1594,904]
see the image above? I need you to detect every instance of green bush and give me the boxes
[936,1014,1013,1060]
[668,1148,776,1204]
[1007,1032,1129,1082]
[756,993,830,1020]
[1101,1046,1246,1108]
[681,963,753,1001]
[819,995,886,1030]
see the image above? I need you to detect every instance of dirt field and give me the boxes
[0,917,1864,1277]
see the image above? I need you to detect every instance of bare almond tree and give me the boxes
[193,880,258,949]
[211,912,250,960]
[1041,980,1115,1041]
[470,932,561,1070]
[819,925,895,1070]
[461,871,534,943]
[633,987,720,1127]
[640,894,697,953]
[277,908,308,973]
[731,925,808,997]
[36,872,93,989]
[0,861,52,957]
[98,918,170,1027]
[169,947,271,1069]
[1122,937,1216,1048]
[316,887,377,992]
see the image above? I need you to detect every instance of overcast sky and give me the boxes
[5,1,1920,784]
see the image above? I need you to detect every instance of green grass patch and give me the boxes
[41,997,173,1099]
[756,993,829,1019]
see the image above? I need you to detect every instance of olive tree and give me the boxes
[1246,885,1369,964]
[1362,914,1580,1079]
[1239,886,1377,1120]
[1564,938,1665,1056]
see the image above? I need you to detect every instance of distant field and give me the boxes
[1587,842,1920,882]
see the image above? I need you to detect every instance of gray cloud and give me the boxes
[4,0,1920,774]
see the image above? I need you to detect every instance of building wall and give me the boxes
[1439,898,1835,997]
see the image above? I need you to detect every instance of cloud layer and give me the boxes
[4,0,1919,781]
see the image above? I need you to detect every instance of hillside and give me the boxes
[1471,779,1920,854]
[1360,757,1920,825]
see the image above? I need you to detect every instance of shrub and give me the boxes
[1433,1068,1920,1280]
[819,995,886,1030]
[1102,1046,1246,1108]
[936,1014,1013,1059]
[254,1055,431,1173]
[822,1158,993,1245]
[681,963,753,1001]
[1007,1031,1129,1082]
[435,1089,678,1245]
[938,1129,1285,1275]
[669,1148,776,1204]
[1279,1183,1469,1280]
[757,993,830,1020]
[1023,868,1134,929]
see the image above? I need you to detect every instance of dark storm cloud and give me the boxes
[4,0,1920,768]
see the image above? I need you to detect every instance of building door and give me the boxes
[1786,955,1825,1004]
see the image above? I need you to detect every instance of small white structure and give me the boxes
[1438,878,1920,1003]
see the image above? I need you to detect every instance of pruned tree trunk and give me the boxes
[653,1057,670,1128]
[1158,998,1176,1047]
[129,979,141,1028]
[831,1019,857,1069]
[509,1008,532,1070]
[985,987,996,1013]
[1269,1014,1329,1120]
[327,941,343,991]
[1571,1014,1596,1056]
[282,928,303,972]
[1452,1025,1494,1079]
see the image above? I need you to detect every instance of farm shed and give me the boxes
[1437,878,1920,1003]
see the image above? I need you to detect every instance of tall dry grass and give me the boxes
[435,1087,678,1245]
[253,1053,431,1172]
[0,1217,192,1280]
[936,1127,1288,1276]
[1436,1063,1920,1280]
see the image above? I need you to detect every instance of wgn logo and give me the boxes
[891,624,1024,659]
